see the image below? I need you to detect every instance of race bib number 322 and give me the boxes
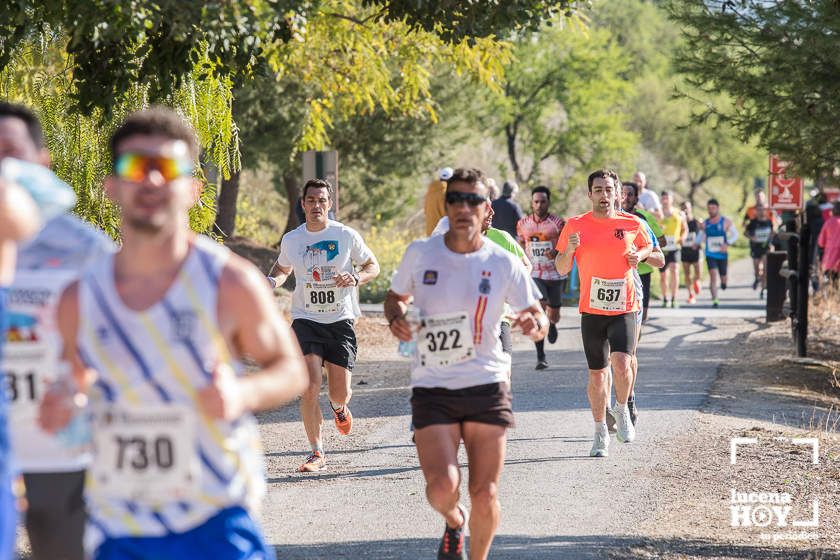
[91,405,200,502]
[418,312,475,368]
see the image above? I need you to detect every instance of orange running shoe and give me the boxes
[688,294,696,305]
[332,404,353,435]
[693,279,702,295]
[298,451,326,472]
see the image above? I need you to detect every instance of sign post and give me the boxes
[768,155,804,211]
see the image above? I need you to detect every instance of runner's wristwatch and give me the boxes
[351,272,360,286]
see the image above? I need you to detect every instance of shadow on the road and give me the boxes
[256,316,791,428]
[272,534,838,559]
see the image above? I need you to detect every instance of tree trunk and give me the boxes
[214,170,240,239]
[505,122,525,185]
[279,168,300,244]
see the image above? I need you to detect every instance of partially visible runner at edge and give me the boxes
[269,179,380,473]
[680,201,703,304]
[39,107,308,559]
[610,193,665,431]
[620,182,665,324]
[516,185,566,370]
[657,190,688,309]
[1,102,115,560]
[555,169,653,458]
[0,104,43,560]
[386,167,546,560]
[699,198,738,308]
[743,199,777,299]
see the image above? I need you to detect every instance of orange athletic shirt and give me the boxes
[555,211,652,315]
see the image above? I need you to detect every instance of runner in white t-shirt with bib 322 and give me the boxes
[386,168,546,560]
[270,179,380,473]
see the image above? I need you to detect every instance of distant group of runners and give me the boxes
[0,99,770,560]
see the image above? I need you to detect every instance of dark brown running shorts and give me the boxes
[411,382,514,430]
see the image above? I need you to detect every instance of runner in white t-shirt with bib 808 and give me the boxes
[386,168,546,560]
[269,179,380,473]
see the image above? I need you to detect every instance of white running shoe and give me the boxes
[615,405,636,443]
[605,407,617,434]
[590,430,610,457]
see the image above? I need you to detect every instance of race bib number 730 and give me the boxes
[91,405,200,502]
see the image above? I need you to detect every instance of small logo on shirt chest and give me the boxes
[614,229,626,240]
[170,310,197,342]
[423,270,438,285]
[479,270,492,294]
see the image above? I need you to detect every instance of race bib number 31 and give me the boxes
[91,405,200,502]
[418,312,475,368]
[303,282,340,314]
[589,277,627,312]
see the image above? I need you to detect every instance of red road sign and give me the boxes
[768,155,804,210]
[825,187,840,202]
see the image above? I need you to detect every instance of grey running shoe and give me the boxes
[615,406,636,443]
[535,359,548,370]
[628,399,637,426]
[590,429,610,457]
[605,407,617,434]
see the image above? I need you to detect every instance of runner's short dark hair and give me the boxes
[0,102,44,149]
[110,106,199,163]
[532,185,551,199]
[587,169,620,192]
[707,198,720,206]
[447,168,488,194]
[302,178,333,199]
[623,181,639,198]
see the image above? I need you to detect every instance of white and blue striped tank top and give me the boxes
[77,235,265,545]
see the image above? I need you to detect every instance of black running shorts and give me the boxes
[291,318,357,370]
[533,278,566,308]
[24,470,86,560]
[706,256,729,276]
[750,243,769,259]
[411,382,514,430]
[639,273,652,311]
[580,312,637,370]
[681,247,700,263]
[659,250,681,271]
[499,321,513,355]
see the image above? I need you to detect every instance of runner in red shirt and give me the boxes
[555,169,653,458]
[516,186,566,370]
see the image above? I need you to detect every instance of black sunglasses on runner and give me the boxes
[445,191,488,206]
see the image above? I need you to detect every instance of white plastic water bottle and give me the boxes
[397,307,421,357]
[0,157,76,222]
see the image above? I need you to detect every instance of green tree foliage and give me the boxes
[593,0,764,207]
[1,37,238,237]
[667,0,840,176]
[497,18,637,207]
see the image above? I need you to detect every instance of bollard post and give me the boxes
[766,251,787,322]
[796,222,810,357]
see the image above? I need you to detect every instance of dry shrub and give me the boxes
[810,284,840,362]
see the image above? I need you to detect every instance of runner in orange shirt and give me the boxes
[516,185,566,370]
[555,169,653,458]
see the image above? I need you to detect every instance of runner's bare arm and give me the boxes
[267,261,293,288]
[645,246,665,268]
[335,255,380,288]
[511,303,548,341]
[384,289,413,342]
[203,256,307,420]
[38,281,97,433]
[0,177,40,240]
[555,232,579,276]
